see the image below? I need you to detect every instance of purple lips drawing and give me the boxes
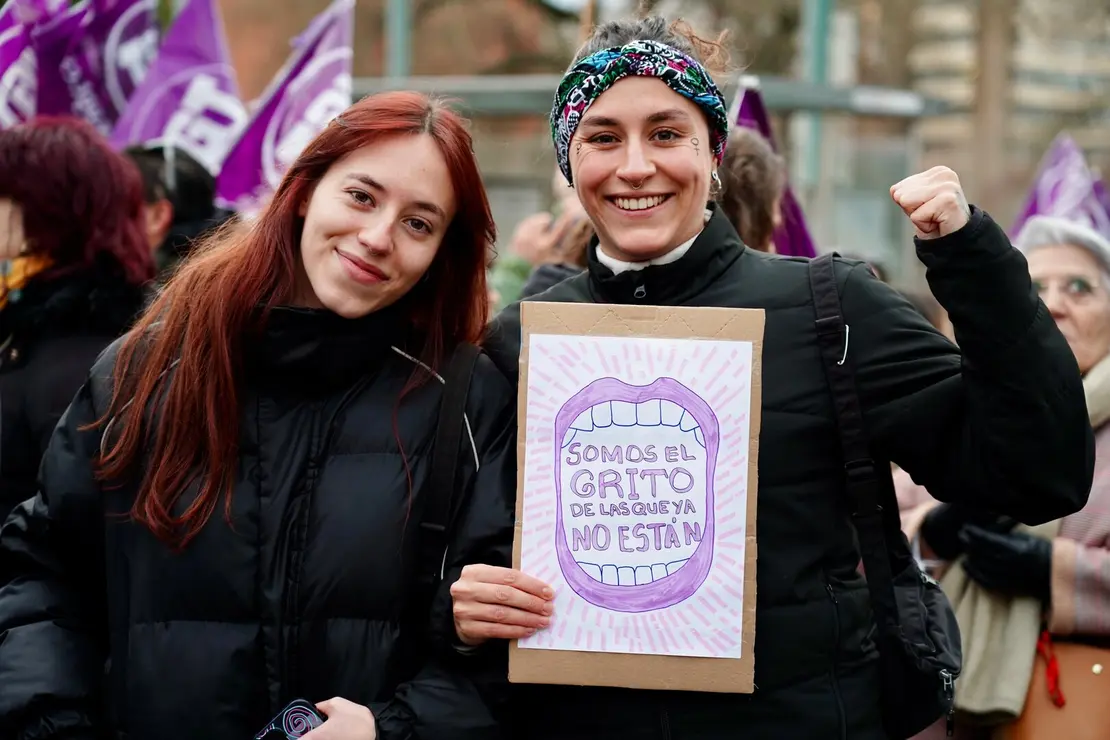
[554,377,719,612]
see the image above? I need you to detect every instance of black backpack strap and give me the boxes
[808,254,899,629]
[418,342,482,587]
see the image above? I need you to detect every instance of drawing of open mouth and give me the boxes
[553,377,719,612]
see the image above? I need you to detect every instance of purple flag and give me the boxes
[31,2,116,132]
[730,81,818,258]
[0,2,17,36]
[30,0,157,134]
[0,7,39,128]
[111,0,245,175]
[215,0,353,212]
[1012,134,1110,239]
[9,0,69,26]
[1092,176,1110,225]
[75,0,159,120]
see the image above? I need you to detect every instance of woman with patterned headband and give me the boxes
[458,15,1093,740]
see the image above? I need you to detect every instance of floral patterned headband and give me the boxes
[550,39,730,184]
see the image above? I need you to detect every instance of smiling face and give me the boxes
[1027,243,1110,374]
[569,77,714,263]
[295,133,457,318]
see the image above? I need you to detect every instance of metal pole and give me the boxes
[385,0,412,78]
[973,0,1013,214]
[797,0,833,188]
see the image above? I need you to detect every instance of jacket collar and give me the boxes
[244,303,413,391]
[585,204,745,305]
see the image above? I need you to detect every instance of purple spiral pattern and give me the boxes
[282,706,322,738]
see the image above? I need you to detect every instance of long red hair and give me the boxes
[96,92,495,549]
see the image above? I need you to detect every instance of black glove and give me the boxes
[920,503,1017,560]
[959,524,1052,602]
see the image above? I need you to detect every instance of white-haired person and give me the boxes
[899,215,1110,739]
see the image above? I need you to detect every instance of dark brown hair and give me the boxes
[573,14,733,75]
[718,127,787,251]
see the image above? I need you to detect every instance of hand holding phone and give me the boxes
[254,699,326,739]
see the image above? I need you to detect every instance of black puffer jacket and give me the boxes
[0,306,516,740]
[484,205,1094,739]
[520,263,582,300]
[0,261,145,521]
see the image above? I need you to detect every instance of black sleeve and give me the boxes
[482,302,524,385]
[0,379,108,740]
[370,354,516,740]
[843,208,1094,524]
[520,264,582,301]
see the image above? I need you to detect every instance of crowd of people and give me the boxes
[0,10,1104,740]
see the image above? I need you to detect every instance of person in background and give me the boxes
[124,143,230,277]
[716,126,785,252]
[898,215,1110,739]
[0,93,515,740]
[0,117,153,522]
[465,12,1093,739]
[489,169,593,308]
[519,170,593,299]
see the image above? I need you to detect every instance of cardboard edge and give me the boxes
[509,302,765,693]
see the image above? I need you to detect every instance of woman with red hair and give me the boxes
[0,93,514,740]
[0,116,153,522]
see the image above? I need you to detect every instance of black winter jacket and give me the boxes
[484,206,1094,740]
[520,263,582,300]
[0,262,145,521]
[0,306,516,740]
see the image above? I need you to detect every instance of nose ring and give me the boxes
[631,180,643,190]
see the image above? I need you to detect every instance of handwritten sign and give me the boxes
[510,302,763,693]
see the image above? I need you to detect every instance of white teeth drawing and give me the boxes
[574,558,690,585]
[561,400,708,450]
[554,377,719,613]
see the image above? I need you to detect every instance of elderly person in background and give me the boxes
[899,214,1110,739]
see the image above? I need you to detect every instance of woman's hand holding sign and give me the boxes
[450,564,556,645]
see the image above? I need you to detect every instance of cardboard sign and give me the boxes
[509,302,764,693]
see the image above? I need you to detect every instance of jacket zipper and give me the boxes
[633,284,647,300]
[660,706,671,740]
[279,375,377,699]
[281,447,319,697]
[942,669,955,736]
[826,583,847,740]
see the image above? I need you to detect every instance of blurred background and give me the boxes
[34,0,1110,287]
